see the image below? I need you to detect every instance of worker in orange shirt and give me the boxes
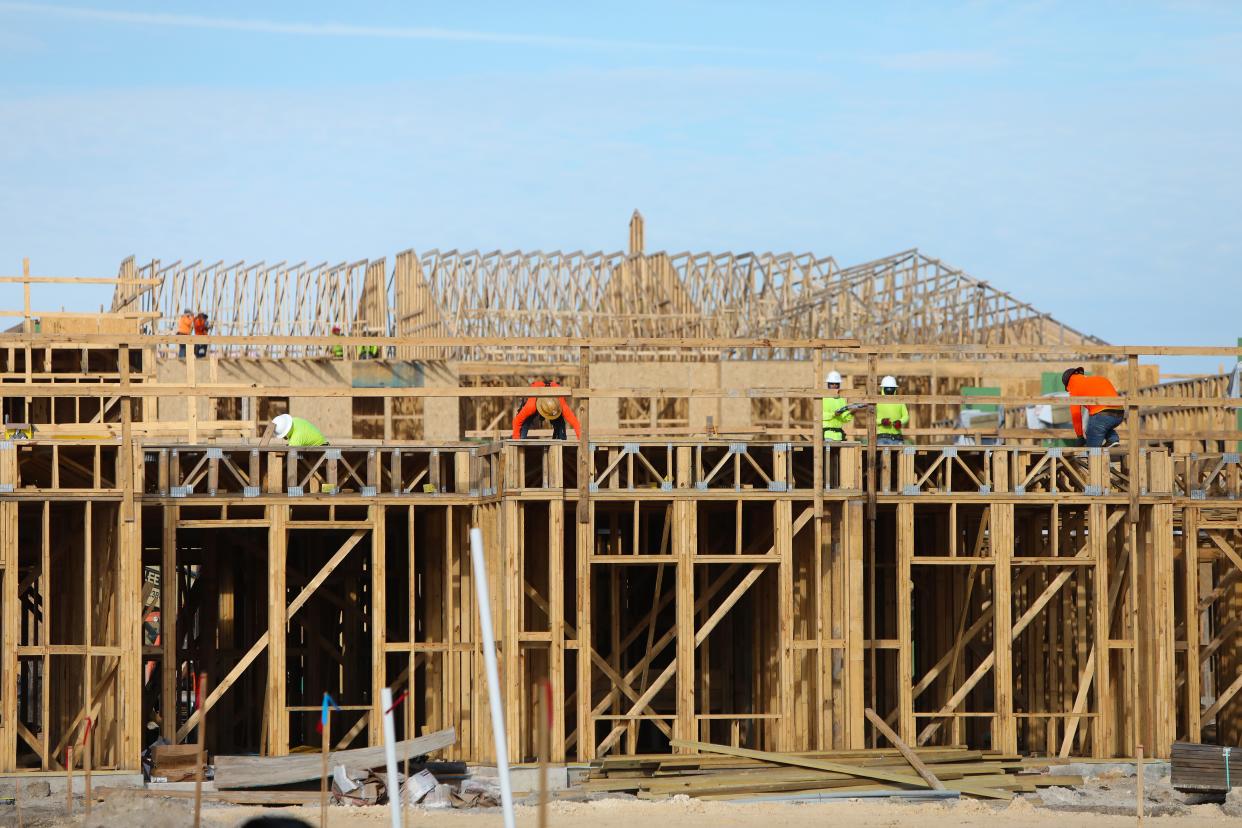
[1063,367,1123,448]
[175,309,193,357]
[513,379,581,440]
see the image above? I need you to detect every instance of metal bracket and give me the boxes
[243,486,260,498]
[361,486,377,497]
[660,481,673,491]
[941,447,957,458]
[323,449,342,461]
[773,442,792,451]
[902,485,921,496]
[767,481,789,492]
[1088,447,1102,457]
[903,446,916,455]
[0,484,13,493]
[622,443,640,454]
[1014,485,1026,495]
[170,485,192,498]
[588,482,600,493]
[144,453,159,463]
[977,485,991,495]
[1084,485,1103,496]
[288,486,304,497]
[1226,453,1241,464]
[1191,489,1207,500]
[729,443,748,455]
[695,482,709,490]
[206,448,224,459]
[480,487,495,497]
[1046,447,1062,458]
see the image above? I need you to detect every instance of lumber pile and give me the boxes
[149,744,205,783]
[1171,741,1239,793]
[576,741,1082,802]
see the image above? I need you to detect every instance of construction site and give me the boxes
[1,213,1240,825]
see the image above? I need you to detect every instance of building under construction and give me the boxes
[1,215,1239,776]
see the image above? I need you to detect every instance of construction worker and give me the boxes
[513,379,581,440]
[876,375,909,445]
[263,413,328,447]
[1063,367,1123,447]
[192,312,210,358]
[357,338,380,359]
[821,370,852,441]
[176,309,193,357]
[330,326,344,358]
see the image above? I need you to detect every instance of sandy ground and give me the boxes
[8,794,1241,828]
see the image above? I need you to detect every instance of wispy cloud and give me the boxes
[0,1,746,54]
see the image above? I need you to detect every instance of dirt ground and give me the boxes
[11,794,1241,828]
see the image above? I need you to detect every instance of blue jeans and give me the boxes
[1085,410,1124,448]
[877,434,904,446]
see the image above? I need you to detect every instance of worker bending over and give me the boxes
[262,413,328,447]
[513,379,581,440]
[876,375,909,445]
[1063,367,1123,448]
[821,371,852,442]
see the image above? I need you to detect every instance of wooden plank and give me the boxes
[864,707,945,790]
[668,739,1012,800]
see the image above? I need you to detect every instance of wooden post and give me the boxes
[65,745,72,815]
[193,674,208,828]
[82,719,92,817]
[577,347,591,524]
[536,679,550,828]
[1136,743,1145,823]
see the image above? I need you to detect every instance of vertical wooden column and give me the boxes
[502,499,522,759]
[161,505,178,741]
[1183,507,1201,741]
[266,504,288,755]
[775,498,794,750]
[844,491,867,748]
[118,345,143,767]
[992,503,1017,754]
[548,499,566,760]
[577,347,591,525]
[896,501,914,743]
[674,496,695,748]
[187,346,199,443]
[369,504,386,743]
[0,442,17,771]
[574,505,593,760]
[1147,452,1176,756]
[1091,502,1114,757]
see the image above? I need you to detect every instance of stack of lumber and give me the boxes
[576,740,1082,802]
[150,744,204,783]
[1171,741,1240,793]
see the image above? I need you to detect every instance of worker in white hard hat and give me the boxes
[821,370,852,442]
[261,413,327,447]
[876,375,909,446]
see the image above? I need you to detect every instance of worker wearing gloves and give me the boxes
[261,413,328,447]
[513,379,581,440]
[821,370,852,442]
[1063,367,1123,448]
[875,375,909,445]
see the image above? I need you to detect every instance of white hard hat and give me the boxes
[272,414,293,439]
[881,375,898,389]
[825,370,843,385]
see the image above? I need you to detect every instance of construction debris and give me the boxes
[574,743,1082,802]
[212,727,455,789]
[1171,741,1239,794]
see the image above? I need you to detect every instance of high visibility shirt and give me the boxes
[821,396,852,438]
[176,314,193,335]
[1067,374,1121,438]
[358,344,380,358]
[285,417,327,447]
[876,402,909,435]
[193,316,208,335]
[512,381,581,439]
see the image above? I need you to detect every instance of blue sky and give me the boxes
[1,1,1239,363]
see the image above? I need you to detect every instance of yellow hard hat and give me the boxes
[536,398,562,421]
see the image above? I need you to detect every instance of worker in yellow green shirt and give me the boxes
[262,413,328,447]
[876,375,909,445]
[821,370,852,441]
